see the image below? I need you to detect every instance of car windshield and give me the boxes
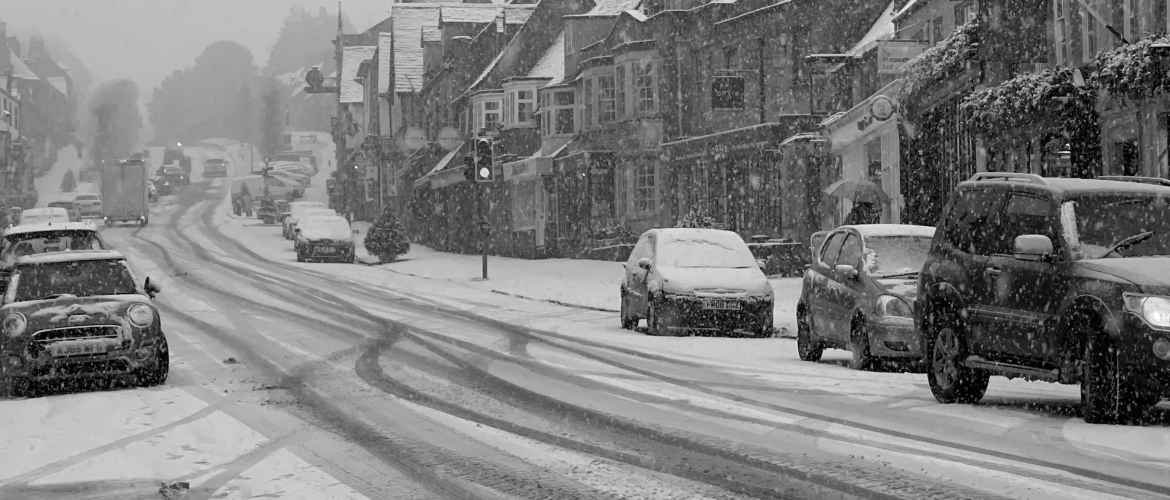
[1066,194,1170,259]
[4,231,103,261]
[656,231,757,268]
[10,259,137,302]
[863,235,934,277]
[291,204,324,217]
[300,217,351,240]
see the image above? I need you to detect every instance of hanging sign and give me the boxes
[877,41,927,74]
[401,127,427,152]
[437,127,463,151]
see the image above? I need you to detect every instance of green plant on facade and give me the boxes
[962,67,1097,140]
[591,219,635,242]
[897,20,981,118]
[1089,33,1170,102]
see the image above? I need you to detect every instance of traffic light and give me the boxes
[473,138,494,183]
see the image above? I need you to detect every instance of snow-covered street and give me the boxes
[3,143,1170,500]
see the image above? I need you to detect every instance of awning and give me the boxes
[822,79,903,155]
[412,147,462,188]
[660,120,819,166]
[502,140,576,181]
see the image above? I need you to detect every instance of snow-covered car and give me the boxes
[18,207,70,226]
[73,194,103,218]
[203,158,228,177]
[796,224,936,370]
[282,201,326,239]
[0,222,107,291]
[150,176,172,197]
[268,169,309,187]
[286,207,334,240]
[160,165,189,186]
[46,202,80,222]
[294,215,356,263]
[0,250,167,397]
[619,228,773,337]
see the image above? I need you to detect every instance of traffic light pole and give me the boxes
[481,185,489,280]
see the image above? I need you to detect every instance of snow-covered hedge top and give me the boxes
[1090,34,1170,100]
[897,21,981,116]
[961,67,1096,139]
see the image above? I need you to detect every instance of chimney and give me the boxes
[6,37,18,59]
[28,37,45,58]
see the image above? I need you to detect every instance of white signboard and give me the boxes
[401,127,427,152]
[877,41,927,75]
[437,127,463,151]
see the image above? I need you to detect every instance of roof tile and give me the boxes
[341,46,376,103]
[528,30,565,85]
[391,5,442,95]
[440,5,534,25]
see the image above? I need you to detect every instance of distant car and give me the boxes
[18,207,70,226]
[0,222,106,290]
[619,228,774,337]
[294,215,356,263]
[268,169,309,187]
[203,158,228,177]
[161,165,189,186]
[150,176,172,197]
[0,250,167,397]
[283,201,326,239]
[796,224,936,369]
[46,202,80,222]
[72,194,103,219]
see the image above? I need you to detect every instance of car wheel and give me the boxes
[619,293,638,330]
[850,320,875,371]
[137,337,170,387]
[796,305,823,362]
[1081,331,1140,424]
[141,217,149,227]
[296,251,304,263]
[926,322,989,404]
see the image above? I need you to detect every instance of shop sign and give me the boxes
[877,41,927,75]
[665,138,772,163]
[856,95,898,132]
[400,127,427,152]
[437,127,463,151]
[711,76,745,110]
[507,162,531,178]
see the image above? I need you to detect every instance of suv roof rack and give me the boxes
[969,172,1049,185]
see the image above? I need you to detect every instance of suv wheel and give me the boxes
[850,320,875,371]
[137,337,170,387]
[796,305,822,361]
[1081,333,1138,424]
[926,323,989,403]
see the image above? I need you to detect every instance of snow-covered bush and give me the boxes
[364,206,410,263]
[898,20,981,117]
[961,67,1096,139]
[677,207,716,229]
[1090,34,1170,101]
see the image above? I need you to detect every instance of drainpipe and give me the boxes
[676,47,684,138]
[757,36,765,124]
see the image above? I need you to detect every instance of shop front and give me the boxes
[547,148,618,259]
[821,79,903,226]
[661,120,819,239]
[501,151,555,256]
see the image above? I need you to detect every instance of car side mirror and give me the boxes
[1014,234,1053,262]
[144,277,162,297]
[756,259,767,269]
[834,264,859,280]
[637,257,652,270]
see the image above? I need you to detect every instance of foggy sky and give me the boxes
[0,0,390,94]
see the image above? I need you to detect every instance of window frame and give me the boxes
[633,161,657,213]
[634,60,657,115]
[540,89,576,137]
[598,75,616,123]
[820,232,846,267]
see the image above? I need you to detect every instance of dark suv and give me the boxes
[918,172,1170,424]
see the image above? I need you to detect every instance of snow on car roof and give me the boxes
[1045,177,1170,194]
[840,224,936,238]
[4,222,97,237]
[16,249,124,265]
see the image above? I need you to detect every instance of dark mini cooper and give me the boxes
[0,250,167,397]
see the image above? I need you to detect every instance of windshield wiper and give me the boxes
[1103,231,1155,257]
[877,271,919,279]
[33,293,75,300]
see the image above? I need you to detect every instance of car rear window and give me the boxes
[10,259,137,302]
[5,230,103,258]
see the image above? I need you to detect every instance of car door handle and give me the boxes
[983,267,1002,277]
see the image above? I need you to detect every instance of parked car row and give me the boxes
[789,173,1170,425]
[278,201,355,263]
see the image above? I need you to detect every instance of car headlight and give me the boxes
[3,313,26,336]
[876,295,913,318]
[1124,294,1170,328]
[128,303,155,327]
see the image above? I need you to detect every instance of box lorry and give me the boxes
[100,159,150,227]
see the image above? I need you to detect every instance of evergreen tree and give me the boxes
[677,207,716,228]
[364,206,410,263]
[60,169,77,193]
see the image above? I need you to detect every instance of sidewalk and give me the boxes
[357,241,801,335]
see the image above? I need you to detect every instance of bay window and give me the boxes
[484,100,500,130]
[504,87,536,128]
[599,75,616,123]
[541,90,575,136]
[634,61,656,114]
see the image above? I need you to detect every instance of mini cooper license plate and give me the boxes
[317,247,337,254]
[703,299,741,310]
[51,341,108,357]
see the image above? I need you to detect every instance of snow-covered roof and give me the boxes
[421,26,442,44]
[9,50,37,80]
[848,0,897,56]
[439,5,535,25]
[16,249,125,265]
[341,46,376,104]
[46,76,68,96]
[390,5,441,95]
[463,50,507,98]
[567,0,643,17]
[841,224,936,238]
[529,30,566,85]
[377,32,394,95]
[892,0,921,23]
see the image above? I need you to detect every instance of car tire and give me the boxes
[850,320,875,371]
[926,321,989,404]
[619,293,638,330]
[1081,331,1139,424]
[796,304,823,362]
[296,251,305,263]
[141,217,149,227]
[135,336,170,387]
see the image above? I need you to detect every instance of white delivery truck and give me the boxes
[100,158,150,227]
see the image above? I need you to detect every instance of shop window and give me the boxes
[616,66,627,118]
[584,79,594,128]
[635,61,656,114]
[512,180,538,230]
[634,161,657,213]
[598,75,616,123]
